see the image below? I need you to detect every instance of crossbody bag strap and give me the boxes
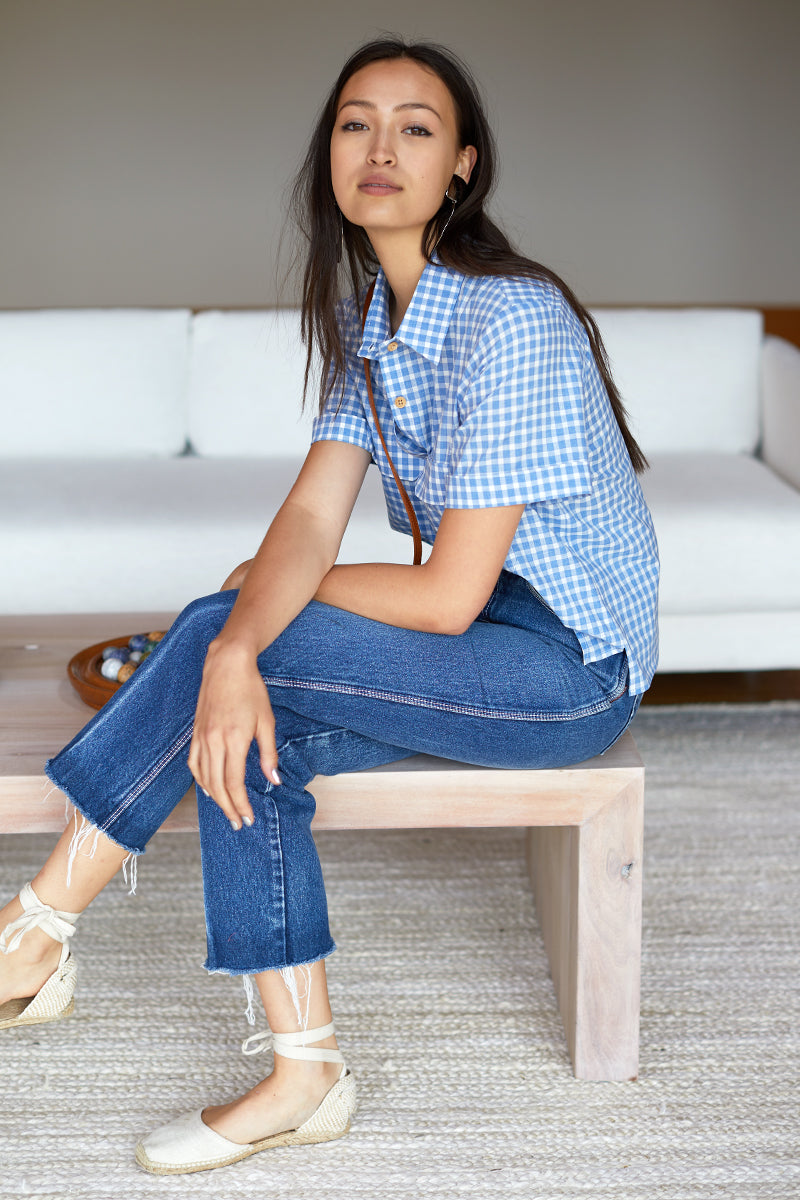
[361,281,423,566]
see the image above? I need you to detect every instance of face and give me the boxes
[330,58,477,246]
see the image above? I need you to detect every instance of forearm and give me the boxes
[314,503,526,635]
[213,500,339,658]
[315,561,465,635]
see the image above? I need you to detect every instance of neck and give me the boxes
[367,229,427,333]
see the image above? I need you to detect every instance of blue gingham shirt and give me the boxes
[311,261,659,693]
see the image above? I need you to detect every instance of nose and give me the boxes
[367,126,395,166]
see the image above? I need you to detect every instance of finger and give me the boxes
[187,736,209,795]
[189,734,217,803]
[207,734,255,831]
[256,721,281,787]
[222,745,256,829]
[202,739,248,831]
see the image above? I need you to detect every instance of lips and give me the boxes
[358,176,401,195]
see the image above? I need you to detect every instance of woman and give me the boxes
[0,38,658,1174]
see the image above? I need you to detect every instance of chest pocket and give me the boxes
[391,420,427,462]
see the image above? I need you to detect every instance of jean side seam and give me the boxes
[263,674,622,723]
[267,794,289,965]
[595,691,641,757]
[98,722,194,832]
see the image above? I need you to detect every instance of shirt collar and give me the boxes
[358,258,464,364]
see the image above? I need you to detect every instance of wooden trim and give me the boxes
[644,669,800,704]
[761,307,800,350]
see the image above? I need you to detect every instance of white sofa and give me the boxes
[2,305,799,674]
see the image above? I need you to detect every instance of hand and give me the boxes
[187,640,281,831]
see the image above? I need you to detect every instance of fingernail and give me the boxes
[270,768,282,786]
[230,819,241,831]
[243,816,254,827]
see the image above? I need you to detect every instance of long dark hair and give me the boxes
[290,37,647,473]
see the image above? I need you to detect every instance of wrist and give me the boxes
[205,632,262,664]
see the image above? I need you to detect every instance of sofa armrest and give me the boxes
[761,335,800,491]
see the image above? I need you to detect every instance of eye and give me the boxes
[341,120,368,132]
[404,124,432,137]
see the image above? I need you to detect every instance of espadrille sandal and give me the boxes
[0,882,80,1030]
[135,1020,356,1175]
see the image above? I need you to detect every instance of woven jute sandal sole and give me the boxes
[0,994,75,1030]
[0,951,77,1030]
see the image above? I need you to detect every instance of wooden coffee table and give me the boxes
[0,612,645,1081]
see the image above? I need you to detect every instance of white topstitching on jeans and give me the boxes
[262,674,627,722]
[100,723,194,831]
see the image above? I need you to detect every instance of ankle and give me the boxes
[2,926,62,965]
[271,1054,342,1086]
[0,882,81,958]
[270,1063,342,1106]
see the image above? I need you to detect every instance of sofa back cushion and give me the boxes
[590,308,763,454]
[189,307,764,459]
[187,311,314,456]
[0,309,191,457]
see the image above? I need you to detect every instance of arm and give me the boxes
[314,503,525,634]
[188,439,371,827]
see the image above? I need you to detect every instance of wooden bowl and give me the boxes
[67,636,135,710]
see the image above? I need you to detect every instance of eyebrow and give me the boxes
[337,99,442,119]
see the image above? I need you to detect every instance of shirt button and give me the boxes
[387,342,398,351]
[394,396,407,408]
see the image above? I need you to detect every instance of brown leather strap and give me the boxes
[361,281,423,566]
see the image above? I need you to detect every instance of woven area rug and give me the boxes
[1,704,798,1199]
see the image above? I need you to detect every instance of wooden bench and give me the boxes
[0,613,644,1081]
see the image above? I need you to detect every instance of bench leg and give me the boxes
[525,777,643,1081]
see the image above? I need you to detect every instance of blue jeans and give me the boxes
[46,571,639,976]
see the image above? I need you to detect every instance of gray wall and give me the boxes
[1,0,798,308]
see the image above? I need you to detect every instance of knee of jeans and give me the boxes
[168,591,236,646]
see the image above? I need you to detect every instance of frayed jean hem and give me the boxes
[43,759,144,859]
[203,941,337,977]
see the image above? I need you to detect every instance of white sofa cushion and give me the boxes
[0,458,408,613]
[187,311,315,456]
[657,612,800,673]
[0,309,191,457]
[188,307,764,459]
[592,308,763,455]
[640,452,800,614]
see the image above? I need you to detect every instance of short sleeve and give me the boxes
[310,296,375,455]
[445,301,592,508]
[310,356,374,454]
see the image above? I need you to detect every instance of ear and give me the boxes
[455,145,478,185]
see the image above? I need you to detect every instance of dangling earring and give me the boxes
[433,177,461,254]
[336,208,344,265]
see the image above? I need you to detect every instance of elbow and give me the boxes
[422,572,486,636]
[442,616,475,637]
[428,606,481,637]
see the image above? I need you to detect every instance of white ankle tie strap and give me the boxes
[0,882,81,955]
[242,1020,344,1064]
